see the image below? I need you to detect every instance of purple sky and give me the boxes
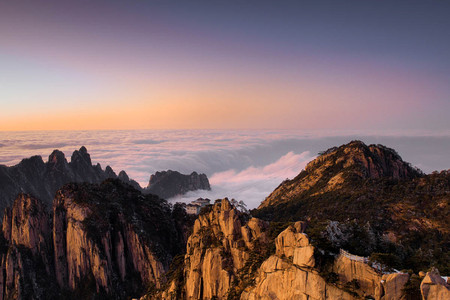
[1,1,449,132]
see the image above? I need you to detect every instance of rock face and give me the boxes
[0,179,184,299]
[0,147,139,217]
[144,170,211,199]
[150,201,412,300]
[241,223,357,300]
[420,268,450,300]
[183,199,267,299]
[146,199,269,300]
[332,254,412,299]
[242,225,412,300]
[0,194,57,299]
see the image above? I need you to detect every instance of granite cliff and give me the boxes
[0,179,186,299]
[144,198,449,299]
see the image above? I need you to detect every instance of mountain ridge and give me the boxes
[0,147,211,217]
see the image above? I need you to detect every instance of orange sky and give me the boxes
[1,1,449,132]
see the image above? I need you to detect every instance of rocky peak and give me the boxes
[118,170,143,191]
[47,150,69,171]
[17,155,45,170]
[259,140,422,209]
[105,165,116,178]
[306,140,420,180]
[0,147,139,217]
[118,170,130,182]
[70,146,92,167]
[145,170,211,199]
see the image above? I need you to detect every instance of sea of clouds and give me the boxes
[0,130,449,208]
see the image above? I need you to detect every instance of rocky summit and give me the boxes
[144,170,211,199]
[259,140,422,209]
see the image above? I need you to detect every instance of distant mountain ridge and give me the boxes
[0,147,210,216]
[0,146,139,216]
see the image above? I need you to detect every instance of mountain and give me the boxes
[144,170,211,199]
[0,146,138,216]
[0,179,187,299]
[254,141,449,274]
[0,141,448,299]
[143,198,449,300]
[259,140,422,209]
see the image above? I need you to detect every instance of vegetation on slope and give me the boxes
[253,141,449,274]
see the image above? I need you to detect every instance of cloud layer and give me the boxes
[170,151,313,209]
[0,130,449,208]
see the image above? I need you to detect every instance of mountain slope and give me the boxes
[259,140,421,209]
[254,141,449,274]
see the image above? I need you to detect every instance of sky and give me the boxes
[1,1,449,132]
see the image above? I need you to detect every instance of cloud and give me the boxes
[1,130,450,207]
[133,139,165,145]
[168,151,313,209]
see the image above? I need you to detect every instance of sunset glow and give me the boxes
[1,1,449,132]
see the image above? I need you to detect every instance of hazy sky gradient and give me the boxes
[1,1,449,131]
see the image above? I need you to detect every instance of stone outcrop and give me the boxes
[381,273,410,300]
[0,179,184,299]
[147,198,269,300]
[274,221,314,268]
[147,200,437,300]
[332,254,411,299]
[0,147,139,217]
[183,199,267,299]
[333,254,383,297]
[241,222,356,300]
[420,268,450,300]
[144,170,211,199]
[241,224,413,300]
